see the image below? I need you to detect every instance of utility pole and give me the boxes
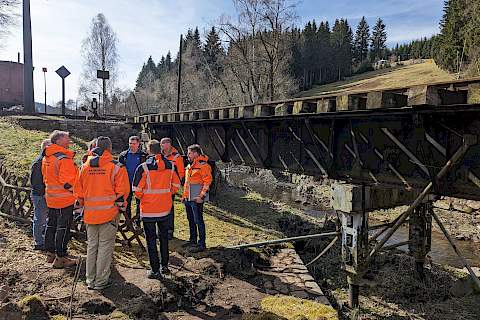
[176,34,183,112]
[23,0,35,113]
[42,67,47,114]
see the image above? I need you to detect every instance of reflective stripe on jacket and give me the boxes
[163,147,185,181]
[133,154,180,218]
[74,148,130,225]
[42,144,77,208]
[182,155,212,201]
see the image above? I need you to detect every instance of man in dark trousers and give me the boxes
[42,130,78,268]
[30,138,51,250]
[160,137,185,240]
[182,144,212,253]
[119,135,147,224]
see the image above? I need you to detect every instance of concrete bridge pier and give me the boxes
[332,183,370,308]
[331,182,423,308]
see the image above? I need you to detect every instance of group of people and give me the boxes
[30,130,213,289]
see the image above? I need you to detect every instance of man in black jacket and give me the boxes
[118,136,148,223]
[30,139,51,250]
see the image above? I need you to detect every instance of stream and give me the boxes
[224,168,480,268]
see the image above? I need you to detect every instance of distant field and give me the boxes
[297,59,455,97]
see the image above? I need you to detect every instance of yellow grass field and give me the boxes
[297,59,455,97]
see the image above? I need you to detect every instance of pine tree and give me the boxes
[331,18,353,80]
[204,27,223,68]
[370,18,387,61]
[354,16,370,63]
[165,52,172,71]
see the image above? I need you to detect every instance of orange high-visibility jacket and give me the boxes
[182,155,212,201]
[163,146,185,181]
[133,154,181,218]
[42,144,78,209]
[74,148,130,225]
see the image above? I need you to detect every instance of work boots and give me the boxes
[52,256,78,269]
[46,252,55,264]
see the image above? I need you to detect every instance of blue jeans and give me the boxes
[31,194,48,247]
[184,201,206,247]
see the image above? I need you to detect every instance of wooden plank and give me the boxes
[407,85,441,106]
[468,83,480,104]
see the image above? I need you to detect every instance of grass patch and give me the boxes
[261,295,338,320]
[0,120,88,177]
[173,200,281,248]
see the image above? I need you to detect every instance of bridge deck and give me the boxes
[130,79,480,201]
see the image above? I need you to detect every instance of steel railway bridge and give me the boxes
[128,78,480,307]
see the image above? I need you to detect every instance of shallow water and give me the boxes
[226,170,480,268]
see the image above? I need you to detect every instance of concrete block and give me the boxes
[274,103,292,116]
[317,99,335,113]
[468,83,480,104]
[239,105,254,118]
[331,184,370,213]
[254,105,273,117]
[408,85,441,106]
[367,91,407,109]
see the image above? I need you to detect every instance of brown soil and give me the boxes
[0,217,276,320]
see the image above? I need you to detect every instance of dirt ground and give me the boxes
[1,183,479,320]
[0,216,277,320]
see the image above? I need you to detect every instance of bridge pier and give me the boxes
[332,183,370,308]
[331,182,430,308]
[408,201,432,280]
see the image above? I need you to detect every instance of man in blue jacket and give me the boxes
[30,139,51,250]
[119,136,147,223]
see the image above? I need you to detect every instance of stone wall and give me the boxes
[9,116,138,152]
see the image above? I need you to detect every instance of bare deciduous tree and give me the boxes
[0,0,19,49]
[218,0,297,103]
[79,13,119,114]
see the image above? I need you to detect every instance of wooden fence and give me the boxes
[0,161,145,250]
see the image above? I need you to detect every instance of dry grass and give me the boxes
[298,59,455,97]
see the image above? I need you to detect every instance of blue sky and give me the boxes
[0,0,444,104]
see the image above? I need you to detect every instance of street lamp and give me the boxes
[42,67,47,114]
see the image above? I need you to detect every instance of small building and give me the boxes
[373,59,390,70]
[0,61,23,108]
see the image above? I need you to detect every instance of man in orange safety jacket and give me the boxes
[182,144,212,253]
[42,130,78,268]
[160,137,185,239]
[74,136,130,290]
[133,139,180,279]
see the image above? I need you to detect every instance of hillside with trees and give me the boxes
[119,0,480,116]
[133,0,391,114]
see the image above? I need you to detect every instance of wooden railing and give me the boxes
[0,161,145,250]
